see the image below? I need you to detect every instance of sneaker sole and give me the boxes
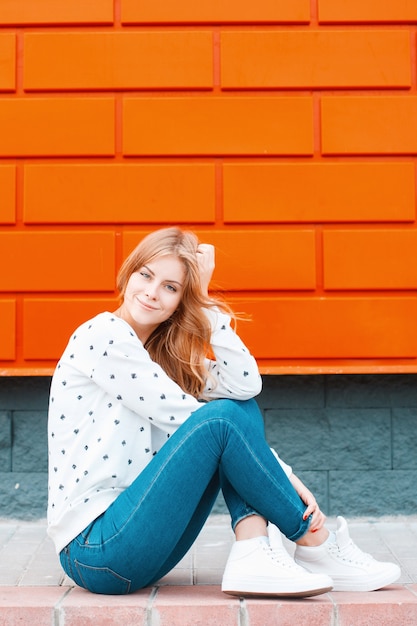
[222,584,333,598]
[295,562,401,593]
[329,568,401,592]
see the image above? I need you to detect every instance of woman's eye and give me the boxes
[140,271,150,279]
[165,284,177,292]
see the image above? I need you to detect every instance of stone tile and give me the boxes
[0,473,48,519]
[0,586,68,625]
[326,374,417,408]
[392,408,417,469]
[329,471,417,516]
[258,375,325,409]
[266,406,393,473]
[0,377,51,411]
[332,585,417,626]
[328,408,391,470]
[265,408,331,469]
[400,559,417,581]
[0,568,25,586]
[153,586,240,626]
[194,568,223,585]
[158,567,193,586]
[0,412,11,471]
[245,594,333,626]
[12,411,48,472]
[60,586,149,626]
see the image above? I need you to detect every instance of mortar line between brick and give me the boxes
[53,585,74,626]
[239,597,249,626]
[327,591,338,626]
[390,408,394,470]
[146,586,159,626]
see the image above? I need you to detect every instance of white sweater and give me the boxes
[47,310,287,554]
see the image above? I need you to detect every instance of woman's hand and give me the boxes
[196,243,215,296]
[289,473,327,533]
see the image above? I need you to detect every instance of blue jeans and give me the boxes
[59,398,310,594]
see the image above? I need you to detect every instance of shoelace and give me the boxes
[328,538,374,566]
[267,542,306,571]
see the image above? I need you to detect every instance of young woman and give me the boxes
[47,227,400,596]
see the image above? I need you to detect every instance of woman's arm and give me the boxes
[197,243,262,400]
[203,308,262,399]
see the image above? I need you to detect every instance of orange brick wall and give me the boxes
[1,0,417,375]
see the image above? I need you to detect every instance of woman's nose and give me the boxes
[145,285,158,300]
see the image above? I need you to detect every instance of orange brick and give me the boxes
[221,30,410,89]
[0,300,16,360]
[324,230,417,290]
[24,164,215,224]
[321,96,417,155]
[0,98,114,157]
[0,0,113,24]
[0,34,16,91]
[24,31,213,91]
[223,162,415,223]
[23,298,117,360]
[121,0,310,23]
[230,297,417,358]
[319,0,417,23]
[123,229,316,291]
[0,165,16,224]
[0,232,115,291]
[205,230,316,291]
[123,97,313,156]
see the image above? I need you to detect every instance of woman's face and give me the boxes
[119,254,185,342]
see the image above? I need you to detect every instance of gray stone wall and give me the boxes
[0,377,51,519]
[258,375,417,518]
[0,375,416,519]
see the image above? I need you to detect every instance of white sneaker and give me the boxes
[294,516,401,592]
[221,529,333,598]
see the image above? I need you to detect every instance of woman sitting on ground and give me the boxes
[47,227,400,596]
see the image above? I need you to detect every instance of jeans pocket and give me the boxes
[74,560,132,595]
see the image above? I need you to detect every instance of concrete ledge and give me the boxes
[1,584,417,626]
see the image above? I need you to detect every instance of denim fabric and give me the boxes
[60,398,310,594]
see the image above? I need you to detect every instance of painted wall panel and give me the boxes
[223,162,415,223]
[23,164,216,224]
[123,97,314,156]
[0,0,113,24]
[232,297,417,359]
[23,299,117,360]
[0,166,16,224]
[24,32,213,91]
[321,97,417,155]
[221,31,410,89]
[0,232,115,291]
[0,301,16,360]
[324,231,417,290]
[0,34,16,91]
[121,0,310,24]
[318,0,417,23]
[1,1,417,374]
[0,99,115,157]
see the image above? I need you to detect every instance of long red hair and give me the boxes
[117,227,231,398]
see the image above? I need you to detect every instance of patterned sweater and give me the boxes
[47,309,284,553]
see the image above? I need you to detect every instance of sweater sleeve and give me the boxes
[202,308,262,400]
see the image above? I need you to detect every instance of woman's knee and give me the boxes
[195,398,264,432]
